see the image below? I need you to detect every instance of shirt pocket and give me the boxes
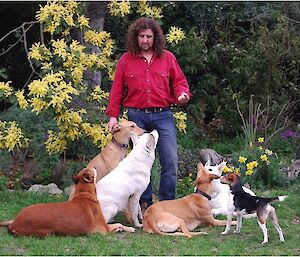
[154,72,170,90]
[125,71,142,88]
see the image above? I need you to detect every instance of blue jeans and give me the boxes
[127,108,178,204]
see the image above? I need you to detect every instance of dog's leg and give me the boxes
[107,223,135,233]
[0,220,14,227]
[257,218,268,244]
[222,212,233,234]
[128,194,143,227]
[234,214,242,233]
[269,207,284,242]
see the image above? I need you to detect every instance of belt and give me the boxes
[136,107,170,113]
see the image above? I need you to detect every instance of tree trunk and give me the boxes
[85,1,108,88]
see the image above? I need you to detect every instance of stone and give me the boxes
[28,183,62,195]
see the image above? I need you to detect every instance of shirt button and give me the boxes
[147,79,150,82]
[144,60,147,63]
[146,69,149,72]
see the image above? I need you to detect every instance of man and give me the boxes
[106,17,191,212]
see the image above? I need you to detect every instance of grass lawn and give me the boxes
[0,183,299,256]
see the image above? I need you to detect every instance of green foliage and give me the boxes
[176,174,195,198]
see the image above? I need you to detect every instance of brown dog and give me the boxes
[0,168,135,237]
[68,120,144,200]
[143,162,229,238]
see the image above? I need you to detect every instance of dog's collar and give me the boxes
[195,189,212,201]
[112,137,128,148]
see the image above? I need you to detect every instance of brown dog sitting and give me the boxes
[0,168,135,237]
[68,120,144,200]
[143,162,229,238]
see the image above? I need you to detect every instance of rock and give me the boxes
[64,185,74,196]
[282,159,300,181]
[198,148,224,165]
[28,183,62,195]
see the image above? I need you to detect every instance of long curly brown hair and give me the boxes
[127,17,165,57]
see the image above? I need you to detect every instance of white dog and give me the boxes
[205,160,256,218]
[96,130,159,228]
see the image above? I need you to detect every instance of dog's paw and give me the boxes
[134,222,143,228]
[222,230,230,235]
[128,227,136,233]
[261,240,268,245]
[233,230,240,234]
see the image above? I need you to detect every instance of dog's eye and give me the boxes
[131,125,135,128]
[208,168,212,171]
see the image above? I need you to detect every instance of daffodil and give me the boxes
[260,154,268,162]
[258,137,264,143]
[239,156,247,163]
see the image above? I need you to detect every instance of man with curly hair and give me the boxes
[106,17,191,213]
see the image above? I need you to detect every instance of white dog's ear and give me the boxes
[147,134,156,150]
[130,133,139,146]
[205,160,211,167]
[218,162,227,172]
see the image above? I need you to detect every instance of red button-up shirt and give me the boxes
[106,50,191,117]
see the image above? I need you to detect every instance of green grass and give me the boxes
[0,183,300,256]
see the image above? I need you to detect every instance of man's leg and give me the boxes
[152,110,178,201]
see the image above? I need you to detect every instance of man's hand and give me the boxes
[178,92,190,105]
[108,117,118,133]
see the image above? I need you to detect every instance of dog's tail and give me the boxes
[265,195,287,204]
[0,220,13,227]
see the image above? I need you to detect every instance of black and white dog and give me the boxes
[220,173,286,244]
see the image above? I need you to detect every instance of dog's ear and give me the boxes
[205,160,211,167]
[83,173,94,183]
[72,175,80,184]
[218,162,227,172]
[130,133,139,146]
[146,133,156,150]
[193,177,202,186]
[112,124,121,134]
[196,162,204,178]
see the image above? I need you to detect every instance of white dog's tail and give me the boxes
[278,195,288,202]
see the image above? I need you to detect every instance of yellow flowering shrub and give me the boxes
[0,0,189,155]
[0,121,29,151]
[166,27,186,44]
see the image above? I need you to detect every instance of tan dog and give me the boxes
[143,162,229,238]
[68,120,144,200]
[0,168,135,237]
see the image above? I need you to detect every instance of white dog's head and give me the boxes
[130,129,159,157]
[205,160,227,177]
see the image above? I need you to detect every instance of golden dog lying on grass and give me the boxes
[143,162,230,238]
[0,168,135,237]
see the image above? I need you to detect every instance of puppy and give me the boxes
[205,160,256,218]
[221,173,286,244]
[96,130,159,227]
[68,120,144,200]
[0,168,134,237]
[142,162,229,238]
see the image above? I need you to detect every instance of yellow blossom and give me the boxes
[173,111,187,133]
[78,15,90,28]
[238,156,247,163]
[258,146,263,150]
[223,165,233,173]
[166,27,186,44]
[265,149,273,156]
[30,98,48,114]
[15,90,28,109]
[260,154,268,162]
[28,80,49,98]
[258,137,264,143]
[0,121,29,151]
[45,130,68,154]
[245,169,254,176]
[0,81,13,97]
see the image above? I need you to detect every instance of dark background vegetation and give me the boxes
[0,1,299,191]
